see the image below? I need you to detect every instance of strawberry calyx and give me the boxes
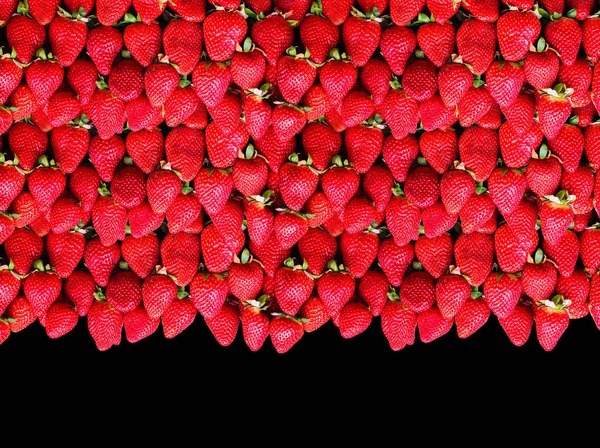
[93,286,107,302]
[16,1,30,16]
[0,260,17,273]
[472,75,485,88]
[471,286,483,299]
[244,294,270,311]
[275,207,314,220]
[328,48,350,62]
[350,5,383,21]
[233,248,253,264]
[387,286,400,301]
[181,182,193,195]
[536,294,571,310]
[449,264,473,284]
[309,0,324,16]
[270,311,309,324]
[391,182,405,197]
[542,189,576,205]
[96,75,109,90]
[248,190,274,205]
[36,155,57,169]
[531,143,551,160]
[412,260,423,271]
[286,46,312,61]
[97,182,113,197]
[177,286,189,300]
[34,48,57,62]
[118,12,142,25]
[541,83,574,99]
[326,259,347,272]
[245,83,272,99]
[57,5,91,21]
[528,248,546,265]
[33,259,53,273]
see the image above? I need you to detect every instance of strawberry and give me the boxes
[454,232,494,286]
[556,270,590,319]
[483,272,522,319]
[228,250,264,303]
[96,0,130,25]
[142,274,178,320]
[419,129,457,175]
[300,123,340,172]
[243,91,271,140]
[0,268,20,315]
[28,165,66,214]
[273,210,308,249]
[487,168,527,216]
[456,85,493,128]
[92,195,128,247]
[299,295,329,332]
[10,191,38,228]
[398,270,434,313]
[338,302,372,339]
[249,231,290,278]
[300,11,339,65]
[48,14,87,67]
[534,296,570,352]
[49,125,89,175]
[0,58,22,104]
[321,0,353,25]
[206,121,250,170]
[356,271,389,317]
[321,162,360,214]
[46,231,85,278]
[88,298,123,351]
[542,230,579,278]
[67,167,98,214]
[547,124,584,173]
[458,127,498,182]
[522,251,558,303]
[66,59,97,106]
[161,232,201,286]
[162,19,202,75]
[378,238,414,287]
[296,228,337,277]
[580,227,600,273]
[437,63,472,108]
[421,200,457,238]
[111,166,147,210]
[419,94,457,132]
[361,166,394,214]
[404,166,440,209]
[23,264,62,318]
[8,122,49,172]
[48,197,85,233]
[494,223,532,274]
[144,63,179,107]
[124,21,161,67]
[558,58,592,108]
[524,48,560,91]
[277,51,317,105]
[278,158,319,211]
[435,273,470,319]
[497,10,541,62]
[342,14,381,67]
[121,234,159,280]
[165,192,200,234]
[6,14,46,64]
[0,162,25,210]
[340,231,379,279]
[340,91,375,128]
[271,104,306,141]
[230,46,266,92]
[161,296,196,339]
[342,197,376,234]
[455,296,490,339]
[125,130,163,175]
[440,169,475,214]
[486,61,524,108]
[269,315,304,353]
[86,25,123,76]
[386,193,420,247]
[537,88,573,140]
[402,59,438,102]
[107,60,144,103]
[64,270,96,317]
[272,261,313,316]
[85,90,126,141]
[128,201,163,239]
[381,297,416,350]
[165,127,205,182]
[6,296,36,333]
[359,60,391,106]
[379,25,416,76]
[380,86,420,140]
[45,301,78,339]
[169,0,206,22]
[145,169,181,216]
[84,238,121,287]
[240,299,270,351]
[499,121,541,170]
[545,18,581,67]
[417,21,454,68]
[245,199,274,248]
[0,0,18,25]
[496,302,532,347]
[417,304,453,343]
[123,305,160,343]
[381,136,418,184]
[203,10,247,62]
[344,125,383,174]
[192,60,231,108]
[201,223,237,274]
[414,234,452,279]
[8,85,37,122]
[105,271,143,313]
[539,192,574,245]
[456,19,496,75]
[205,301,239,347]
[583,17,600,63]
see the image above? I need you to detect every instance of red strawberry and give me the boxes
[341,91,375,128]
[357,271,389,317]
[537,89,573,140]
[454,232,494,286]
[547,124,584,173]
[205,302,239,347]
[340,231,379,279]
[438,62,472,108]
[6,296,36,333]
[494,223,531,273]
[48,15,87,67]
[379,25,416,76]
[524,49,560,91]
[580,227,600,273]
[556,270,590,319]
[142,274,178,320]
[315,262,354,317]
[88,299,123,351]
[84,238,120,287]
[497,10,541,62]
[381,298,417,350]
[92,195,127,247]
[274,211,308,249]
[269,315,304,353]
[404,166,440,209]
[277,52,317,105]
[0,162,25,210]
[133,0,166,24]
[240,299,270,351]
[206,121,250,170]
[124,21,162,67]
[50,125,89,174]
[45,301,78,339]
[414,233,452,279]
[297,228,337,276]
[456,297,490,339]
[28,165,66,214]
[165,127,205,182]
[583,17,600,63]
[417,21,454,68]
[380,87,420,140]
[457,85,493,128]
[487,168,527,216]
[125,130,163,174]
[189,271,229,319]
[96,0,131,26]
[417,305,453,343]
[162,19,202,76]
[321,0,353,25]
[360,59,392,106]
[483,272,523,319]
[522,251,558,303]
[123,305,160,343]
[106,270,142,313]
[23,265,62,317]
[66,59,97,106]
[402,59,438,102]
[86,25,122,76]
[440,169,475,214]
[362,166,394,213]
[343,197,376,234]
[539,193,574,246]
[300,14,338,65]
[85,90,126,140]
[456,19,496,75]
[161,232,201,286]
[203,10,247,62]
[299,295,329,332]
[8,122,48,172]
[321,163,360,213]
[378,238,414,287]
[0,268,20,315]
[435,273,471,319]
[227,251,263,304]
[458,127,499,182]
[534,296,570,351]
[545,18,582,67]
[6,14,46,64]
[419,129,457,175]
[0,58,22,104]
[399,270,435,313]
[342,15,381,67]
[0,0,18,25]
[486,61,524,108]
[192,60,231,108]
[345,125,384,174]
[386,193,421,247]
[162,297,196,339]
[499,121,542,169]
[201,223,237,274]
[338,302,372,339]
[498,302,533,347]
[543,229,579,278]
[64,270,96,317]
[46,231,85,278]
[121,234,159,279]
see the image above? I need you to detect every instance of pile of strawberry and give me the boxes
[1,0,600,354]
